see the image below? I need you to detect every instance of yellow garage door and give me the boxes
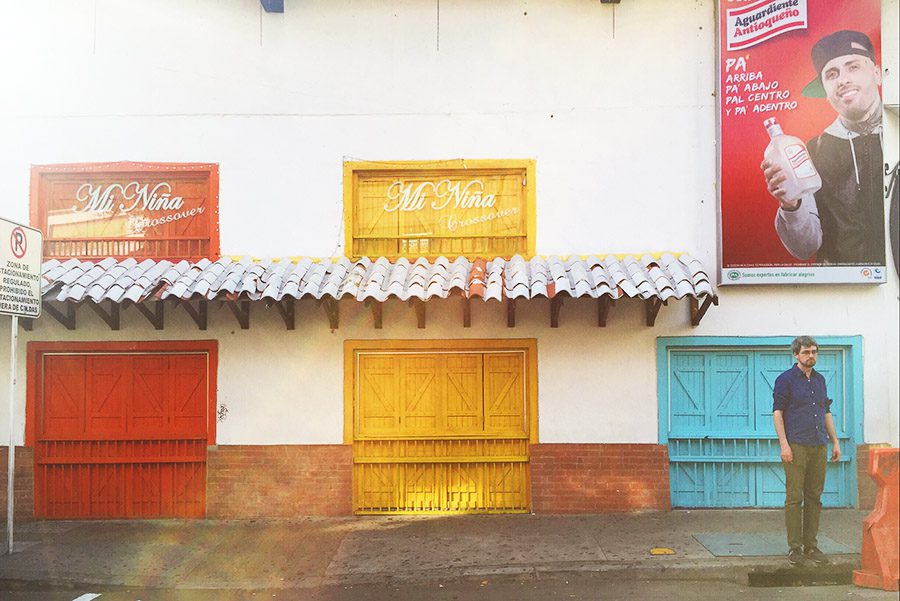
[350,348,531,514]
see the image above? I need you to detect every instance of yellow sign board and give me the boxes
[344,160,536,259]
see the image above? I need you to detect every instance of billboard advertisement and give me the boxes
[719,0,886,284]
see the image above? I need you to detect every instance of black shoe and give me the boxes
[804,547,829,565]
[788,548,804,565]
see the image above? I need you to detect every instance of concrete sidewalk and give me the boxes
[0,509,866,590]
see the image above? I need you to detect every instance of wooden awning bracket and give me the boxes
[645,297,664,327]
[274,297,295,330]
[507,298,516,328]
[690,294,719,326]
[180,299,208,330]
[409,298,426,329]
[365,299,383,329]
[43,302,77,330]
[226,299,251,330]
[87,300,120,330]
[597,297,615,327]
[550,296,564,328]
[132,300,165,330]
[321,297,339,330]
[24,290,713,332]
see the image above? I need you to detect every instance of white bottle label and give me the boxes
[784,144,817,179]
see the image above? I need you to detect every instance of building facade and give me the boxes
[1,0,898,519]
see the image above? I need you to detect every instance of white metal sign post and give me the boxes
[0,218,42,555]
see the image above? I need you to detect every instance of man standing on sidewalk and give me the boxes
[773,336,841,566]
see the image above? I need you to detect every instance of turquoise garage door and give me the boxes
[662,347,856,508]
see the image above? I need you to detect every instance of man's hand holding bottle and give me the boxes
[760,159,802,211]
[759,117,821,212]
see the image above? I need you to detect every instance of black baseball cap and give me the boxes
[802,30,877,98]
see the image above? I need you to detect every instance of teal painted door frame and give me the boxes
[657,336,863,508]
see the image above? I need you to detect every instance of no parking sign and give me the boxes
[0,218,42,318]
[1,217,42,554]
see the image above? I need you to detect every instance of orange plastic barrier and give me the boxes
[853,448,899,591]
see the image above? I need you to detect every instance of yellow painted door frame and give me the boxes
[344,339,538,514]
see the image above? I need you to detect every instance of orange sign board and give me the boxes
[30,162,219,261]
[344,160,536,259]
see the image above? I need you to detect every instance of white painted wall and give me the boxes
[884,0,900,107]
[0,0,716,259]
[0,1,897,446]
[1,287,896,446]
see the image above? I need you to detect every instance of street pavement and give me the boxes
[1,579,899,601]
[0,509,891,597]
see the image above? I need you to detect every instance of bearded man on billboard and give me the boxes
[762,30,885,265]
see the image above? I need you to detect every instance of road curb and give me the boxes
[0,555,862,591]
[748,562,856,587]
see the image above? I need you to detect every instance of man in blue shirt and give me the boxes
[773,336,841,566]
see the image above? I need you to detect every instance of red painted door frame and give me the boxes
[26,340,218,448]
[27,340,218,518]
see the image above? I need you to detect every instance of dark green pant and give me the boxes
[783,443,827,551]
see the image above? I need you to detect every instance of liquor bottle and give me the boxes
[763,117,822,202]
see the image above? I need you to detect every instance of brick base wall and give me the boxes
[0,447,34,520]
[13,442,882,518]
[530,443,670,513]
[206,444,352,518]
[857,444,874,510]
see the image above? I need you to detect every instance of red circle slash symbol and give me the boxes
[11,227,27,259]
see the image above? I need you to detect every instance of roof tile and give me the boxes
[39,254,716,308]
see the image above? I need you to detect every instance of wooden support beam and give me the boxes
[274,297,295,330]
[133,301,164,330]
[507,298,516,328]
[365,299,382,329]
[226,300,251,330]
[463,297,472,328]
[410,298,426,329]
[645,298,663,327]
[322,297,339,330]
[550,296,563,328]
[181,299,208,330]
[43,302,77,330]
[597,297,613,327]
[86,300,120,330]
[690,295,718,326]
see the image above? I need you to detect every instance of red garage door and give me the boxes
[33,352,211,518]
